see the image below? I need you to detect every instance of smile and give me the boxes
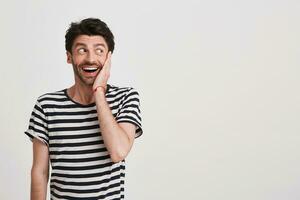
[82,67,99,73]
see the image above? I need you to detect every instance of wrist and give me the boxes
[93,85,106,93]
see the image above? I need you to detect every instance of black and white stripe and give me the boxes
[25,84,143,200]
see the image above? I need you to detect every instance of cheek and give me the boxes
[72,57,84,66]
[100,57,106,65]
[100,53,109,64]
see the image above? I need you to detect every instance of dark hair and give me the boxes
[65,18,115,53]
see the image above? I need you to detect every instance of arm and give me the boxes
[31,138,49,200]
[94,87,136,163]
[93,52,136,163]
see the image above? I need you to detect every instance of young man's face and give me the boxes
[67,35,109,86]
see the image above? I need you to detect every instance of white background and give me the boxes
[0,0,299,199]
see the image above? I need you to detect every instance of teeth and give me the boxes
[83,67,98,70]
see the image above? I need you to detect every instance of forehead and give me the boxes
[73,35,108,48]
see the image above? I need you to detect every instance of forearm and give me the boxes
[31,168,48,200]
[94,89,132,162]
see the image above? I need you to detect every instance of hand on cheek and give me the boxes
[93,51,112,92]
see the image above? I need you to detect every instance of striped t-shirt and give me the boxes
[25,84,143,200]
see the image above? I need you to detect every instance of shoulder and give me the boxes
[107,84,140,97]
[36,89,66,105]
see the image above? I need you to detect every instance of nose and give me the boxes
[86,51,97,64]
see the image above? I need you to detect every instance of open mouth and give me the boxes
[82,67,99,73]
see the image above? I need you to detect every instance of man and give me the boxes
[25,18,143,200]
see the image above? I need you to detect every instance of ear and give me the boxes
[66,51,72,64]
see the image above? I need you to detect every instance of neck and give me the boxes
[68,82,94,105]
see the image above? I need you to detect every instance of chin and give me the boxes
[77,76,95,86]
[84,80,95,86]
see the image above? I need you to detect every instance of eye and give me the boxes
[78,48,86,54]
[95,48,104,55]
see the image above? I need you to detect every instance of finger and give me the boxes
[104,52,111,66]
[105,52,112,73]
[99,52,110,69]
[107,55,111,72]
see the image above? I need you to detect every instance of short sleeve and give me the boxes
[116,88,143,138]
[24,99,49,146]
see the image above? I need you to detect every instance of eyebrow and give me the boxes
[94,44,106,48]
[74,43,106,48]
